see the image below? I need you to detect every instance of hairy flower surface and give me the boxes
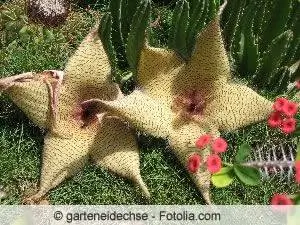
[0,29,149,203]
[85,13,272,203]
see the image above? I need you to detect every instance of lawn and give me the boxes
[0,0,299,205]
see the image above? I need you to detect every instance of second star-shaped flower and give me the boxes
[85,15,273,204]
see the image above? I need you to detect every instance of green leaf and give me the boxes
[126,0,151,72]
[235,143,251,163]
[99,13,119,79]
[110,0,123,45]
[238,1,259,77]
[268,67,291,93]
[253,30,293,88]
[211,167,234,188]
[261,0,293,52]
[168,0,189,60]
[223,0,245,51]
[186,0,205,57]
[234,164,261,186]
[120,0,140,43]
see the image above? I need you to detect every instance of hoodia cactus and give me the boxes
[84,13,274,203]
[0,29,149,203]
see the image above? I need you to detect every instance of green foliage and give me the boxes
[1,0,299,205]
[233,165,261,186]
[99,0,151,84]
[211,167,234,188]
[168,0,220,60]
[235,143,251,163]
[222,0,300,94]
[0,0,99,50]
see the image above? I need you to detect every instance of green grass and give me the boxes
[0,0,299,205]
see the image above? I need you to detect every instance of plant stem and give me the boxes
[241,160,295,168]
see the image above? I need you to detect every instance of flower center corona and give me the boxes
[72,102,99,127]
[172,90,206,118]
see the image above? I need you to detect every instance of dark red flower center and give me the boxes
[73,102,99,127]
[172,90,206,118]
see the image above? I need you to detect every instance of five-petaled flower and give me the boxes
[0,5,274,204]
[81,12,274,204]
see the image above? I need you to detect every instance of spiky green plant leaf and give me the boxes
[168,0,189,59]
[261,0,293,52]
[99,13,119,79]
[253,30,293,88]
[126,0,151,72]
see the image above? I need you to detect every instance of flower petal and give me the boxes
[137,44,184,107]
[168,122,220,204]
[83,90,175,138]
[91,116,149,198]
[203,83,273,131]
[28,122,97,202]
[180,16,230,93]
[1,73,50,128]
[64,27,117,100]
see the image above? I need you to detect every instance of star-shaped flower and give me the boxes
[84,15,273,203]
[0,28,149,203]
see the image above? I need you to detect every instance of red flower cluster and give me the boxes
[295,160,300,184]
[268,97,298,134]
[187,134,228,174]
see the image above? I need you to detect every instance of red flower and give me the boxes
[187,153,201,173]
[212,137,228,153]
[296,80,300,89]
[195,134,211,149]
[206,154,222,174]
[280,118,297,134]
[282,101,298,117]
[295,161,300,184]
[295,172,300,184]
[296,161,300,171]
[273,97,288,113]
[267,112,282,128]
[271,194,293,205]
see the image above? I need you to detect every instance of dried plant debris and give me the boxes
[26,0,70,27]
